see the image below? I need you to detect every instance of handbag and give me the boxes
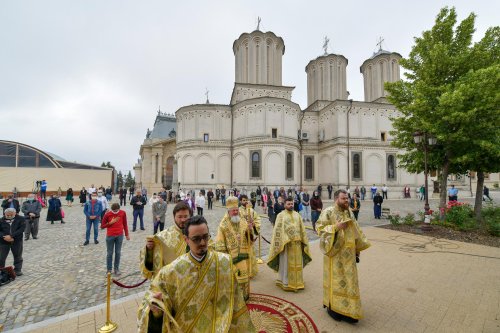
[298,203,303,211]
[61,209,65,218]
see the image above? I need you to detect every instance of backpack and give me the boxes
[0,266,16,286]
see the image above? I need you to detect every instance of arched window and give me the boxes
[352,153,361,179]
[305,156,314,181]
[286,152,293,179]
[387,154,396,180]
[251,151,260,178]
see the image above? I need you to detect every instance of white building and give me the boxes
[169,29,425,198]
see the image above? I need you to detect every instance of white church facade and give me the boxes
[135,29,434,197]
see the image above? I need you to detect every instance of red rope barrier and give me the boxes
[112,278,148,289]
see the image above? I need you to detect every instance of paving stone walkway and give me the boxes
[1,192,498,332]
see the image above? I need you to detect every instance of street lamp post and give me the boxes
[413,132,436,221]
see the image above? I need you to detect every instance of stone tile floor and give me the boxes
[1,192,499,332]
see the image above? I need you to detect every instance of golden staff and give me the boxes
[246,204,252,295]
[99,272,118,333]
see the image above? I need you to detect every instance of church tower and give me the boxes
[233,30,285,86]
[305,54,348,107]
[360,49,401,102]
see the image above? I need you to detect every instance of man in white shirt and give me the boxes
[382,184,388,199]
[96,190,109,219]
[195,192,205,216]
[87,184,96,201]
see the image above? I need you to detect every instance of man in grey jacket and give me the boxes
[22,193,42,240]
[152,196,167,234]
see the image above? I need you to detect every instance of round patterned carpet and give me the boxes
[247,293,319,333]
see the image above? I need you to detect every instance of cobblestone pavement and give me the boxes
[1,193,497,330]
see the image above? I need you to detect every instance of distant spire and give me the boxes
[157,105,161,115]
[376,36,385,51]
[257,16,261,31]
[205,88,210,104]
[323,36,330,56]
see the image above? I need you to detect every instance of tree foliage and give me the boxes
[124,171,135,188]
[385,7,500,217]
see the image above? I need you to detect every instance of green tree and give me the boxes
[439,64,500,218]
[385,7,499,219]
[124,171,135,188]
[117,171,124,188]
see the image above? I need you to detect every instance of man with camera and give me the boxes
[22,193,42,240]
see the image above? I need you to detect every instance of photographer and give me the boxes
[22,193,42,240]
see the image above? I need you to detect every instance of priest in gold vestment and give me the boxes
[267,196,312,291]
[316,189,370,324]
[140,202,192,279]
[215,196,259,301]
[238,194,261,277]
[138,215,255,333]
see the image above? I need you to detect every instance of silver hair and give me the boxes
[4,208,16,215]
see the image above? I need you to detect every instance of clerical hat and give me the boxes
[226,196,239,209]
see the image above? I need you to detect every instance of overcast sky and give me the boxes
[1,1,497,173]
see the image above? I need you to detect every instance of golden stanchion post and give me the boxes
[99,272,118,333]
[257,233,264,264]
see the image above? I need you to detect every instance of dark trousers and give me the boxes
[133,209,144,230]
[197,207,203,216]
[328,191,332,199]
[120,197,126,206]
[25,218,39,239]
[353,210,360,221]
[0,241,23,272]
[221,195,226,206]
[374,204,382,218]
[382,191,388,199]
[154,221,165,234]
[311,210,320,231]
[208,199,213,210]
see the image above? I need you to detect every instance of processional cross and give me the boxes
[205,88,210,104]
[257,17,261,31]
[323,36,330,55]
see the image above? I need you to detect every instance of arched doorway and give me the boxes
[164,156,175,189]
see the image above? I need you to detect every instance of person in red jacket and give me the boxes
[101,203,130,275]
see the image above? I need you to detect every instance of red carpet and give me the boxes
[247,293,319,333]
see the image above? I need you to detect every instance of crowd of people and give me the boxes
[0,180,495,329]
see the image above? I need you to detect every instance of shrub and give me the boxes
[445,202,476,231]
[388,213,401,225]
[493,182,499,189]
[403,213,415,226]
[482,206,500,236]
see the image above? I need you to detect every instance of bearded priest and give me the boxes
[215,196,259,301]
[139,202,192,279]
[316,189,371,324]
[267,196,312,292]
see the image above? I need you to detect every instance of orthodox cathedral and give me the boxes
[134,28,427,197]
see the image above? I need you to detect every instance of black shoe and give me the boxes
[140,228,145,231]
[95,240,99,244]
[61,221,65,224]
[25,238,29,241]
[15,271,23,276]
[33,237,38,239]
[327,308,343,322]
[83,241,89,246]
[343,316,359,324]
[132,229,136,232]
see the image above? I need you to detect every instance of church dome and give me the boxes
[360,49,402,102]
[233,30,285,86]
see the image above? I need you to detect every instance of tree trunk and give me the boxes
[439,159,450,221]
[474,171,484,221]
